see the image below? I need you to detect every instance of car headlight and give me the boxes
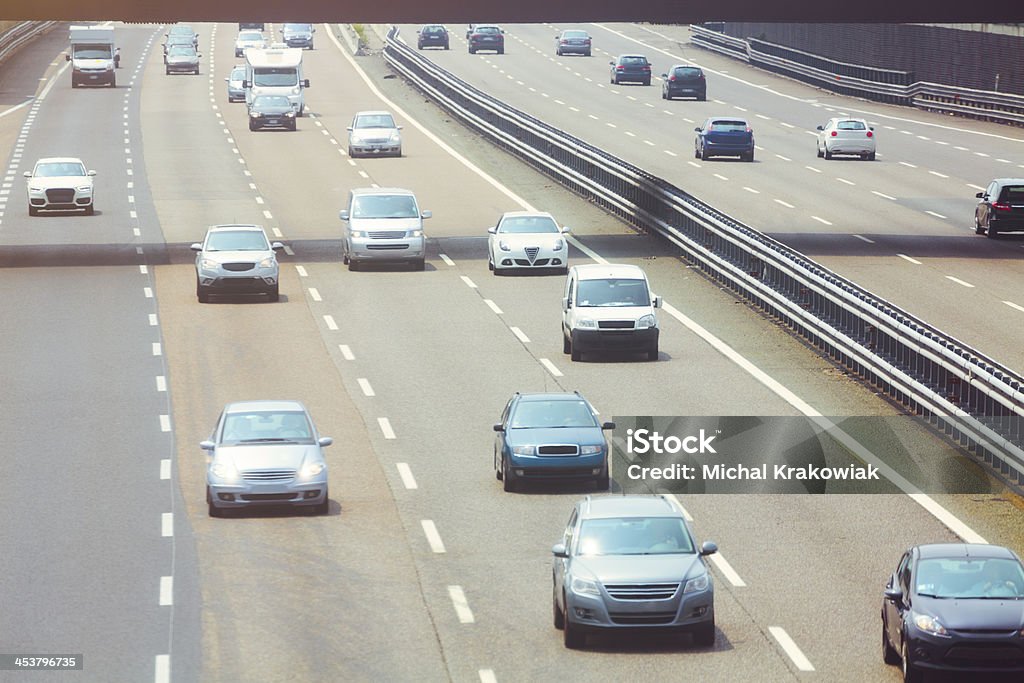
[637,314,657,329]
[258,256,276,268]
[250,111,262,118]
[570,576,601,597]
[683,574,709,594]
[498,240,511,252]
[389,131,401,142]
[576,318,598,329]
[105,65,113,71]
[350,230,366,238]
[552,238,564,251]
[28,186,43,193]
[291,86,300,95]
[76,185,92,192]
[408,229,423,238]
[912,612,949,637]
[511,445,535,456]
[211,462,238,481]
[284,111,296,118]
[579,445,603,455]
[199,258,219,271]
[301,461,326,478]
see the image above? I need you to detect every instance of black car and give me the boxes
[280,23,314,49]
[694,117,755,161]
[468,25,504,54]
[882,543,1024,681]
[493,392,614,492]
[248,95,297,131]
[556,29,591,56]
[417,24,449,49]
[609,54,651,85]
[975,178,1024,238]
[662,64,706,100]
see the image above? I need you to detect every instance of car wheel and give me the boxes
[744,151,754,162]
[290,122,297,131]
[502,457,518,492]
[394,146,402,158]
[882,621,900,665]
[28,205,38,216]
[868,152,876,161]
[693,619,716,647]
[84,203,94,216]
[643,78,651,86]
[563,333,571,355]
[563,606,585,649]
[817,143,824,158]
[987,222,1000,239]
[312,488,329,515]
[694,146,701,159]
[347,146,356,157]
[165,67,170,75]
[469,47,475,54]
[700,147,709,161]
[595,469,610,491]
[194,68,199,75]
[196,279,210,303]
[697,93,706,101]
[495,451,503,480]
[824,148,833,160]
[570,339,582,362]
[444,43,449,50]
[553,587,565,630]
[207,490,223,517]
[249,122,257,131]
[975,215,986,235]
[585,50,591,57]
[662,89,668,100]
[647,344,659,361]
[348,259,359,271]
[267,285,279,302]
[498,47,504,55]
[413,258,426,271]
[901,637,923,683]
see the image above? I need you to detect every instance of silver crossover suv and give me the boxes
[191,224,283,302]
[203,400,332,516]
[552,495,718,648]
[339,187,430,270]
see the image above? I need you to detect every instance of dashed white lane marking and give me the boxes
[439,253,455,266]
[160,415,171,432]
[853,234,875,244]
[324,315,338,330]
[925,210,947,219]
[159,576,173,606]
[804,166,821,173]
[774,199,794,208]
[155,655,170,683]
[510,326,530,343]
[378,417,396,439]
[755,113,770,120]
[139,264,148,275]
[688,161,701,168]
[664,150,677,157]
[263,210,273,219]
[460,275,478,289]
[539,358,563,377]
[897,254,922,265]
[899,161,917,168]
[975,152,990,157]
[448,586,475,623]
[357,378,375,397]
[929,171,949,178]
[421,520,447,553]
[946,276,975,288]
[160,459,171,480]
[996,158,1012,164]
[156,376,167,392]
[308,287,322,302]
[484,299,503,315]
[835,177,855,186]
[780,121,795,128]
[708,553,748,587]
[769,627,815,671]
[624,131,636,137]
[1004,301,1024,313]
[713,173,728,181]
[396,463,418,489]
[954,146,969,151]
[774,154,791,161]
[295,265,308,277]
[144,287,154,298]
[810,215,832,225]
[743,186,759,194]
[339,344,355,360]
[161,513,173,537]
[479,670,497,683]
[152,342,162,356]
[872,190,897,200]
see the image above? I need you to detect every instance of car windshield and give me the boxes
[916,558,1024,599]
[230,67,245,79]
[354,114,396,129]
[35,162,86,177]
[253,96,291,108]
[423,26,445,34]
[709,120,748,131]
[284,24,312,32]
[351,195,418,218]
[563,30,588,38]
[836,120,867,130]
[998,186,1024,202]
[168,46,195,57]
[169,26,194,36]
[576,278,650,307]
[578,517,694,556]
[238,32,262,42]
[509,399,598,429]
[498,216,559,234]
[205,230,270,251]
[476,27,500,34]
[674,67,702,78]
[221,411,314,444]
[253,68,298,87]
[621,56,647,66]
[73,44,111,59]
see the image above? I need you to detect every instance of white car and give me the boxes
[24,157,96,216]
[816,117,876,160]
[191,224,284,302]
[487,211,570,274]
[347,110,402,158]
[234,30,265,57]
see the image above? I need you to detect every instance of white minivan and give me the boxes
[562,263,661,361]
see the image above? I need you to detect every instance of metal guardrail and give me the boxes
[0,21,57,66]
[381,26,1024,485]
[690,24,1024,125]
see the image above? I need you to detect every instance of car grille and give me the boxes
[604,583,680,600]
[598,320,635,329]
[514,258,550,266]
[945,645,1024,666]
[368,230,406,239]
[518,467,595,477]
[240,493,296,501]
[240,469,296,482]
[360,137,390,144]
[222,262,256,272]
[367,244,409,250]
[524,246,540,261]
[537,445,580,456]
[608,612,678,625]
[46,188,75,203]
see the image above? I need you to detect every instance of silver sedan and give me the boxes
[203,400,333,517]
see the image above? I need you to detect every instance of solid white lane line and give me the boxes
[357,378,375,397]
[295,265,308,277]
[925,210,947,219]
[664,494,693,521]
[1004,301,1024,313]
[810,215,832,225]
[439,253,455,266]
[510,327,531,343]
[155,655,170,683]
[946,276,975,288]
[308,287,322,301]
[448,586,475,623]
[484,299,503,315]
[539,358,563,377]
[872,190,897,200]
[774,199,794,208]
[421,520,447,553]
[156,376,167,392]
[152,342,162,356]
[339,345,355,360]
[161,513,173,537]
[897,254,922,265]
[160,459,171,480]
[160,415,171,432]
[852,234,875,243]
[159,576,173,606]
[324,315,338,330]
[708,553,747,587]
[378,417,396,439]
[397,463,418,489]
[479,670,497,683]
[769,627,815,671]
[461,275,478,289]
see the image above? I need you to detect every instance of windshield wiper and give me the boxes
[238,437,294,443]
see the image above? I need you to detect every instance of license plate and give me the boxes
[267,119,279,125]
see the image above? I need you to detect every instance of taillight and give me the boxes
[584,39,591,44]
[642,65,651,71]
[830,131,837,137]
[560,39,568,44]
[993,202,1011,211]
[616,65,625,70]
[746,127,752,133]
[866,131,873,137]
[669,76,676,81]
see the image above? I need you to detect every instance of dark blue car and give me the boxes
[493,392,614,492]
[694,117,755,162]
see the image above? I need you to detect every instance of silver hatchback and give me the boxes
[203,400,332,516]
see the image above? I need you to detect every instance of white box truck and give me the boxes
[243,47,309,115]
[67,25,116,87]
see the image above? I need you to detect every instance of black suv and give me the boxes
[610,54,651,85]
[662,65,706,100]
[468,25,504,54]
[975,178,1024,238]
[417,25,449,50]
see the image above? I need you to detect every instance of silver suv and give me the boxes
[552,495,718,649]
[339,187,430,271]
[191,224,283,302]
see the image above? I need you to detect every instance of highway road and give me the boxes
[0,20,1023,682]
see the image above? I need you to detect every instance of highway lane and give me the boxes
[395,22,1024,372]
[0,24,200,683]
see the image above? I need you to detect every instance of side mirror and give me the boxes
[23,171,31,178]
[653,295,662,309]
[397,125,403,130]
[318,437,333,447]
[346,126,353,131]
[492,423,504,432]
[65,53,71,61]
[224,77,229,82]
[815,125,824,131]
[694,127,702,132]
[699,541,718,556]
[421,210,432,219]
[87,170,97,176]
[552,543,569,558]
[884,587,903,602]
[975,192,985,199]
[660,73,668,78]
[609,61,615,66]
[869,126,875,131]
[199,440,215,451]
[242,80,250,88]
[561,226,570,234]
[189,243,203,251]
[339,210,350,220]
[562,296,571,310]
[487,226,497,234]
[601,421,616,430]
[302,79,310,88]
[270,241,284,250]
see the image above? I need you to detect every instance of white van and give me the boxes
[67,25,116,87]
[562,263,661,361]
[243,47,309,115]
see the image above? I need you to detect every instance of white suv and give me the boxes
[339,188,430,271]
[562,263,661,361]
[24,157,96,216]
[191,224,283,302]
